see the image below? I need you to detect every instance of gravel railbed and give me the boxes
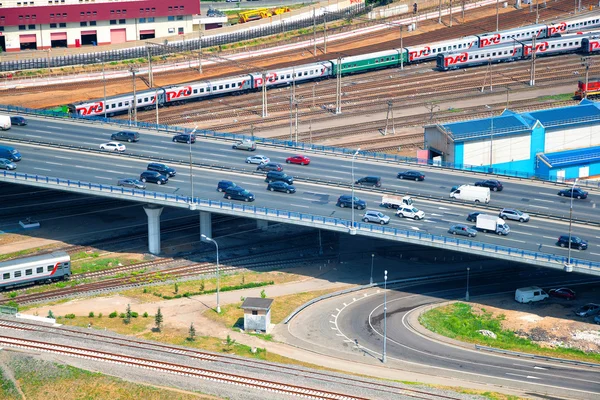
[0,316,489,400]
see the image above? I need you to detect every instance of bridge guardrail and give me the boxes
[1,133,597,227]
[2,104,600,191]
[1,170,599,273]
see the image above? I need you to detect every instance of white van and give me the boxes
[515,286,549,303]
[449,185,490,203]
[0,115,11,130]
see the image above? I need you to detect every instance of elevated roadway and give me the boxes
[1,117,599,272]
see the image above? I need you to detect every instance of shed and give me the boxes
[241,297,273,333]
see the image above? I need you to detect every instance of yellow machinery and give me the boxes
[238,9,272,24]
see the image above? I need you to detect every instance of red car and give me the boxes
[286,155,310,165]
[548,288,576,300]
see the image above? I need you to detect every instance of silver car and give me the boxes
[0,158,16,170]
[448,224,477,237]
[362,210,390,225]
[499,208,530,222]
[246,155,270,164]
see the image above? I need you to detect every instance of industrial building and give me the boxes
[0,0,199,52]
[423,100,600,182]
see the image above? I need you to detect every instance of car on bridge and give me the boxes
[217,180,236,192]
[286,155,310,165]
[99,142,126,152]
[475,179,503,191]
[111,130,140,142]
[396,206,425,220]
[246,155,270,165]
[257,162,283,172]
[0,158,16,170]
[172,133,196,144]
[232,140,256,151]
[147,163,176,177]
[466,212,482,222]
[140,171,168,185]
[355,176,381,187]
[117,178,146,189]
[558,187,588,199]
[10,116,27,126]
[548,288,576,300]
[224,186,255,202]
[448,224,477,237]
[362,210,390,225]
[265,171,293,184]
[267,181,296,194]
[556,235,588,250]
[397,170,425,181]
[336,195,366,209]
[499,208,530,222]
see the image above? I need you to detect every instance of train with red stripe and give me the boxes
[0,251,71,290]
[67,14,600,117]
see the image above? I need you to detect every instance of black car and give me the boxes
[397,171,425,181]
[466,212,482,222]
[217,180,236,192]
[474,179,503,191]
[147,162,176,177]
[224,186,255,202]
[558,187,588,199]
[265,171,293,184]
[140,171,168,185]
[172,133,196,144]
[117,178,146,189]
[267,181,296,193]
[355,176,381,187]
[111,130,140,142]
[257,162,283,172]
[10,116,27,126]
[336,195,366,209]
[556,235,588,250]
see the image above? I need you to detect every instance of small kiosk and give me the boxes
[241,297,273,333]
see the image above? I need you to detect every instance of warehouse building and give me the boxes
[422,100,600,181]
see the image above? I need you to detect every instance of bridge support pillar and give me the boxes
[200,211,212,241]
[257,219,268,231]
[144,204,163,255]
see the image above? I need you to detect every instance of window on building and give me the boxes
[93,11,96,16]
[139,8,143,12]
[110,10,114,14]
[145,7,149,11]
[59,22,66,27]
[80,11,84,16]
[180,6,184,10]
[167,16,174,21]
[168,6,172,11]
[119,19,125,24]
[90,20,96,25]
[109,19,116,24]
[151,8,155,12]
[80,21,87,26]
[174,6,178,9]
[176,15,183,21]
[147,17,154,22]
[0,26,5,32]
[62,13,67,17]
[28,24,35,29]
[18,25,26,30]
[116,10,120,14]
[139,17,146,23]
[252,310,258,315]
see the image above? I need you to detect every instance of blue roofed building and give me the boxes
[423,100,600,181]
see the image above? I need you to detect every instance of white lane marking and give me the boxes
[512,231,532,236]
[151,145,168,148]
[537,192,556,196]
[431,213,443,216]
[543,236,557,240]
[169,179,185,183]
[144,150,160,154]
[590,252,600,256]
[45,162,63,166]
[201,158,220,163]
[25,134,42,138]
[533,366,547,370]
[33,167,51,171]
[438,207,450,210]
[505,373,541,380]
[290,204,310,208]
[54,156,73,160]
[94,176,112,180]
[410,226,420,230]
[499,237,526,243]
[34,129,53,134]
[532,198,555,203]
[114,165,132,168]
[529,205,549,209]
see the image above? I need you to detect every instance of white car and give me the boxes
[246,155,270,165]
[396,206,425,220]
[99,142,126,152]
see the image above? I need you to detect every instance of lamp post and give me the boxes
[201,234,221,313]
[382,270,388,363]
[189,125,198,204]
[485,105,494,169]
[370,253,375,285]
[465,267,470,301]
[96,58,107,119]
[565,178,579,272]
[350,148,361,234]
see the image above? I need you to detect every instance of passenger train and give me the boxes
[0,251,71,291]
[68,14,600,117]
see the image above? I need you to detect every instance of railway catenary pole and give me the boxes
[323,13,328,54]
[530,36,537,86]
[147,47,153,87]
[565,178,579,272]
[294,99,300,143]
[313,8,317,56]
[438,0,442,24]
[198,28,203,74]
[96,58,107,120]
[201,235,221,313]
[130,66,139,125]
[262,72,268,118]
[400,25,404,70]
[155,89,159,128]
[582,57,593,99]
[335,57,342,115]
[496,0,499,31]
[449,0,452,27]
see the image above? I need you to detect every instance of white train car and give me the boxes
[477,24,546,48]
[548,14,600,36]
[74,88,160,117]
[437,43,523,71]
[405,36,479,62]
[250,62,331,89]
[0,251,71,290]
[523,33,591,57]
[582,36,600,53]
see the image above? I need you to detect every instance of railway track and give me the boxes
[0,320,466,400]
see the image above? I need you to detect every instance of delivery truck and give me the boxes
[0,115,11,130]
[476,214,510,235]
[380,195,414,209]
[449,185,490,203]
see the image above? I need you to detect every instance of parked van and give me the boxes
[0,115,11,130]
[0,145,21,161]
[515,286,549,303]
[450,185,490,203]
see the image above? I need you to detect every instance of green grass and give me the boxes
[0,367,20,400]
[71,257,140,275]
[537,93,575,101]
[0,248,46,262]
[420,303,600,363]
[70,251,100,261]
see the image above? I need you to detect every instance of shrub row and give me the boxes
[152,281,274,300]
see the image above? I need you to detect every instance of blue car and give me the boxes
[336,195,366,209]
[267,181,296,194]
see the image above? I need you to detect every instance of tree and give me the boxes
[174,282,179,294]
[124,304,132,325]
[187,323,196,342]
[155,307,163,332]
[47,310,55,319]
[260,289,266,299]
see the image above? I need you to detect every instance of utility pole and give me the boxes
[505,85,510,109]
[496,0,499,31]
[530,36,537,86]
[130,66,138,125]
[462,0,465,23]
[323,13,328,54]
[335,57,342,114]
[309,120,313,145]
[294,99,300,143]
[400,25,404,70]
[147,47,153,87]
[438,0,442,24]
[449,0,453,27]
[289,95,294,141]
[581,57,593,99]
[198,28,203,74]
[382,101,396,136]
[313,8,317,56]
[262,72,268,118]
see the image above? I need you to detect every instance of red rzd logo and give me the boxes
[166,86,192,101]
[78,102,103,116]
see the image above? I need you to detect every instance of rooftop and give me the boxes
[241,297,273,310]
[538,145,600,168]
[441,113,532,142]
[523,101,600,129]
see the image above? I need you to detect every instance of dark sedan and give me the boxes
[397,170,425,181]
[117,178,146,189]
[267,181,296,194]
[140,171,168,185]
[548,288,576,300]
[474,179,503,191]
[466,212,481,222]
[257,162,283,172]
[172,133,196,144]
[558,187,588,199]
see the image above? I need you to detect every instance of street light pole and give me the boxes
[465,267,470,301]
[189,126,198,204]
[485,105,494,169]
[566,178,579,272]
[201,234,221,313]
[382,270,388,363]
[370,253,374,285]
[350,148,361,234]
[96,58,107,119]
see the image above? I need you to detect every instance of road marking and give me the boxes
[290,204,310,208]
[532,198,555,203]
[533,366,547,370]
[144,150,160,154]
[543,236,557,240]
[529,205,549,209]
[329,320,335,324]
[410,226,420,230]
[537,192,556,196]
[431,213,442,216]
[438,207,450,210]
[25,134,42,138]
[34,129,53,134]
[331,315,337,319]
[499,237,526,243]
[512,231,532,236]
[94,176,112,180]
[505,373,541,380]
[45,162,63,166]
[54,156,73,160]
[169,179,184,183]
[590,252,600,256]
[33,167,51,171]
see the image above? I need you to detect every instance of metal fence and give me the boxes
[0,5,365,73]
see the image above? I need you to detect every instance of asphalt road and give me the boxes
[2,118,600,263]
[287,267,600,397]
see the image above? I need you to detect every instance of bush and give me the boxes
[119,313,126,318]
[8,291,17,298]
[109,311,118,318]
[131,311,139,318]
[98,313,103,318]
[88,312,94,318]
[143,312,149,318]
[64,314,75,319]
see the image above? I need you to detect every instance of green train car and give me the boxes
[330,49,408,75]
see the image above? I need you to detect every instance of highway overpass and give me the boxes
[1,114,599,275]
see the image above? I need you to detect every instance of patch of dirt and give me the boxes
[470,297,600,353]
